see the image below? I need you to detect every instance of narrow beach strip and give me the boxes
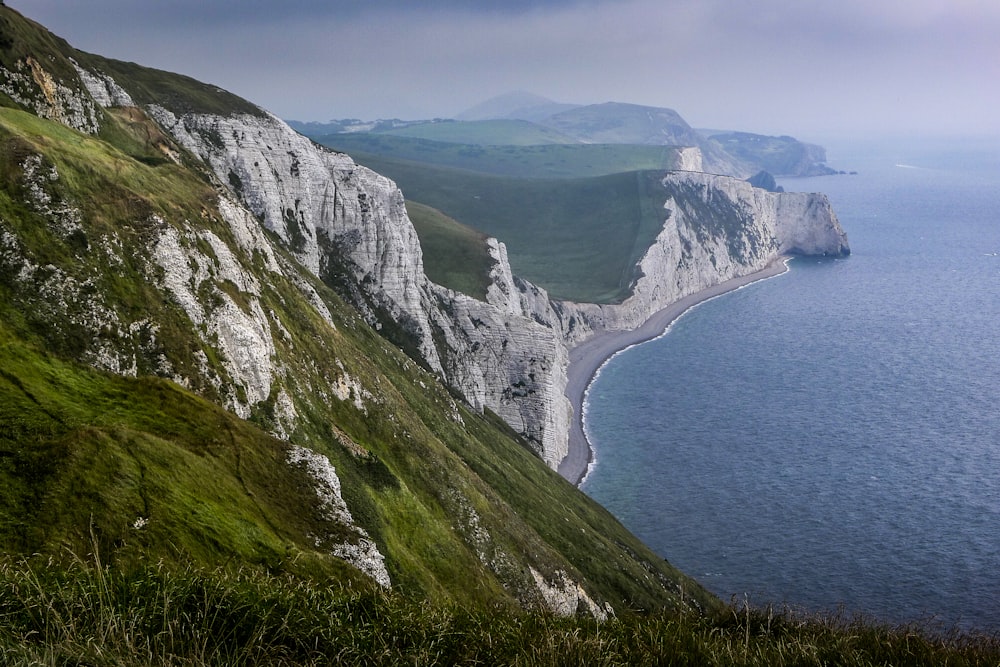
[557,257,791,486]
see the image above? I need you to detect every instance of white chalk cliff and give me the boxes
[557,171,849,345]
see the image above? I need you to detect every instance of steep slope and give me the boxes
[0,5,717,616]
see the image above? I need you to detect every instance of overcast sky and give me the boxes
[11,0,1000,142]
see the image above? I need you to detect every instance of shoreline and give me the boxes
[556,257,791,487]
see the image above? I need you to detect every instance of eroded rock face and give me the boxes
[427,242,571,467]
[134,103,848,468]
[140,105,572,462]
[0,57,102,133]
[287,445,392,588]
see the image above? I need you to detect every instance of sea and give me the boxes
[580,137,1000,631]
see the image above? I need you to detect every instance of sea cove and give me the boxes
[581,140,1000,630]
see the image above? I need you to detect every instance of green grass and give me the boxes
[341,152,669,302]
[317,132,685,179]
[74,52,266,118]
[0,8,83,85]
[379,118,580,145]
[1,554,997,666]
[0,323,366,578]
[405,201,494,300]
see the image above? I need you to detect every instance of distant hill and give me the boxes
[706,131,838,177]
[294,97,838,177]
[538,102,702,146]
[455,91,580,122]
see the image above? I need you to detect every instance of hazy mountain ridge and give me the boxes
[292,94,838,178]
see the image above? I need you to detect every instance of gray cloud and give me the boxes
[11,0,1000,140]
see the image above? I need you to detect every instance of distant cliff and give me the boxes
[556,172,849,347]
[707,132,838,177]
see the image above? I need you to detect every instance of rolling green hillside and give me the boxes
[405,201,494,300]
[316,132,686,179]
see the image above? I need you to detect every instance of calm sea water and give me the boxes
[581,138,1000,630]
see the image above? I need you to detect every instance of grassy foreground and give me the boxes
[1,553,997,666]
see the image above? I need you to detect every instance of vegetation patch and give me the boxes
[405,201,493,300]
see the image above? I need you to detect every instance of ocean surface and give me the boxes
[581,137,1000,630]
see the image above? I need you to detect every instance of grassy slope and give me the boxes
[334,151,668,303]
[405,201,494,300]
[0,324,370,585]
[2,554,998,665]
[379,118,580,145]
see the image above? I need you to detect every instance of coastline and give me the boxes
[556,257,791,487]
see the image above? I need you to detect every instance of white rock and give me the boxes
[286,445,391,588]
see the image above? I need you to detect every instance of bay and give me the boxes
[580,138,1000,630]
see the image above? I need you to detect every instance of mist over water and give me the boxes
[581,139,1000,630]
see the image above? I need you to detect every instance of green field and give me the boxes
[347,152,669,303]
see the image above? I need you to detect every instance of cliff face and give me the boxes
[0,50,636,614]
[132,106,572,465]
